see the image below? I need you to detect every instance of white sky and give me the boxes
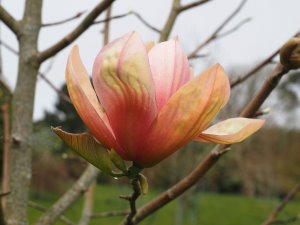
[1,0,300,120]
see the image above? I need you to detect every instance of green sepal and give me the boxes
[138,174,148,195]
[52,127,114,176]
[109,149,127,172]
[127,162,143,179]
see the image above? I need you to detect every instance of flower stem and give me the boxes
[120,178,141,225]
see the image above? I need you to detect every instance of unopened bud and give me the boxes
[280,37,300,69]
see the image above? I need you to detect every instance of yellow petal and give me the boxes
[196,117,265,144]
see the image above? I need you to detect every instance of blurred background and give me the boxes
[1,0,300,224]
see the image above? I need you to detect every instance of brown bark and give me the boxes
[5,0,42,224]
[34,165,99,225]
[1,103,10,210]
[78,182,96,225]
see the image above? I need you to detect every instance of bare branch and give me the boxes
[262,181,300,225]
[93,11,161,34]
[78,182,96,225]
[0,38,71,104]
[230,49,279,88]
[42,11,86,27]
[28,202,75,225]
[1,103,10,210]
[91,210,129,219]
[130,11,161,33]
[0,192,9,198]
[121,178,141,225]
[160,0,215,41]
[93,12,130,25]
[179,0,213,12]
[230,30,300,88]
[0,5,20,36]
[38,0,115,63]
[188,0,248,59]
[159,0,180,42]
[239,63,289,117]
[38,72,71,103]
[0,39,18,55]
[217,17,251,38]
[34,165,100,225]
[102,6,112,45]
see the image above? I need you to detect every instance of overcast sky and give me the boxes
[1,0,300,120]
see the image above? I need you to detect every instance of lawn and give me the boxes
[29,184,300,225]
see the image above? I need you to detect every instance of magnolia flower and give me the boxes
[56,32,264,168]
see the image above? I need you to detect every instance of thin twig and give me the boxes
[93,11,161,33]
[93,11,130,24]
[38,72,71,103]
[0,5,20,36]
[262,181,300,225]
[38,0,115,63]
[42,11,86,27]
[91,210,129,219]
[130,11,161,33]
[217,17,251,38]
[230,49,279,88]
[188,0,248,59]
[179,0,213,12]
[0,192,9,198]
[34,165,100,225]
[0,39,71,103]
[230,30,300,88]
[28,201,75,225]
[0,39,18,55]
[121,179,141,225]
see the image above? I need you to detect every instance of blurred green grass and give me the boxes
[29,184,300,225]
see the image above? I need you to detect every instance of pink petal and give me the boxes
[66,46,127,159]
[136,64,230,167]
[196,118,265,144]
[148,38,191,111]
[92,32,157,160]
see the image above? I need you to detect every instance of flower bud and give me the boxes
[280,37,300,69]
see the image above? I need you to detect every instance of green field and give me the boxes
[29,184,300,225]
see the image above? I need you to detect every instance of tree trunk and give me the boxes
[5,1,42,225]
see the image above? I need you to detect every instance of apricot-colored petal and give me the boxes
[144,41,155,52]
[196,118,265,144]
[66,46,127,159]
[136,64,230,167]
[148,38,191,111]
[92,32,157,160]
